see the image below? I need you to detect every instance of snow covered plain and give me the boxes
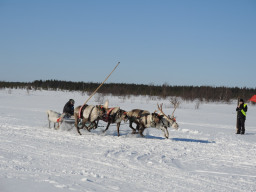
[0,88,256,192]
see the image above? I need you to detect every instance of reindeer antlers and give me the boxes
[157,98,180,119]
[157,103,169,119]
[170,98,180,118]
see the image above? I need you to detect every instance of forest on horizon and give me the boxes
[0,80,255,103]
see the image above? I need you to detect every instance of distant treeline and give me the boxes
[0,80,255,102]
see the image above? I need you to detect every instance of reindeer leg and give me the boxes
[48,121,51,128]
[139,127,145,137]
[117,122,121,137]
[88,121,97,131]
[75,113,82,135]
[164,127,169,139]
[95,119,99,129]
[135,122,140,131]
[76,126,82,135]
[103,122,111,134]
[78,118,86,135]
[129,120,136,134]
[77,124,82,135]
[83,119,91,132]
[89,120,98,130]
[138,123,145,137]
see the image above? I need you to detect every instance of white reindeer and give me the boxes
[155,102,179,138]
[74,104,106,135]
[46,110,61,129]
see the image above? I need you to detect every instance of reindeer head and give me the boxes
[157,101,179,130]
[114,109,129,123]
[168,115,179,130]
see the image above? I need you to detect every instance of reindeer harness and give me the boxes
[102,108,118,123]
[78,104,88,119]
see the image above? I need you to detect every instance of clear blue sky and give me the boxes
[0,0,255,88]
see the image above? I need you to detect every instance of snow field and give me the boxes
[0,89,256,192]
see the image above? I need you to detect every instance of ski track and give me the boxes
[0,89,256,192]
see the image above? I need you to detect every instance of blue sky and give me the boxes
[0,0,255,88]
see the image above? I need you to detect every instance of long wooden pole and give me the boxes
[236,97,239,133]
[83,62,120,106]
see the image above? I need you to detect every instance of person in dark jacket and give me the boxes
[62,99,75,117]
[236,98,248,134]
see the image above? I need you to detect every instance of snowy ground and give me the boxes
[0,88,256,192]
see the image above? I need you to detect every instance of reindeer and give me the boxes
[126,109,160,137]
[126,109,150,133]
[74,104,106,135]
[126,99,179,138]
[102,107,128,136]
[46,110,61,129]
[154,101,179,138]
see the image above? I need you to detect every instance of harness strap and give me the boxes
[103,108,117,122]
[88,106,95,122]
[107,108,115,116]
[79,104,88,119]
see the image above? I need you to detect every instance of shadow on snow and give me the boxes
[171,138,215,143]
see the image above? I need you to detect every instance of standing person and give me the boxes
[236,98,248,134]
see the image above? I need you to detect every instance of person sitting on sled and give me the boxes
[57,99,75,124]
[63,99,75,117]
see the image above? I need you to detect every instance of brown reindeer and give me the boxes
[102,107,128,136]
[126,109,150,133]
[74,104,106,135]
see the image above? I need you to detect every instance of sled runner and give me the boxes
[62,116,75,124]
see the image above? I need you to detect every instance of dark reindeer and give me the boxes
[102,107,128,136]
[126,109,160,137]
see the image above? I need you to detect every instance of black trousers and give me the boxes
[237,118,245,134]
